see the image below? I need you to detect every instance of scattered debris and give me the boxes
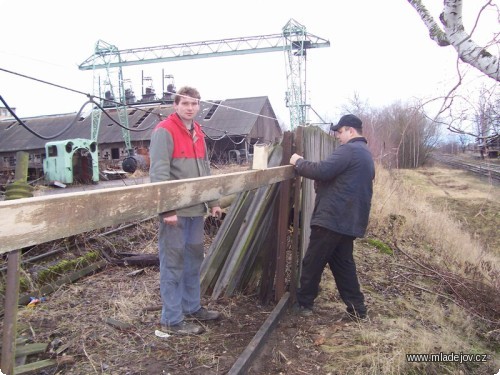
[51,181,66,188]
[154,330,171,339]
[104,317,133,331]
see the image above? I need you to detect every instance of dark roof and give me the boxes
[198,96,279,139]
[0,96,282,153]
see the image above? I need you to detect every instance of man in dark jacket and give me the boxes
[289,114,375,320]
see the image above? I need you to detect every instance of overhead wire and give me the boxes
[0,67,283,143]
[0,67,90,97]
[0,95,94,140]
[166,90,279,121]
[92,100,159,132]
[0,67,167,129]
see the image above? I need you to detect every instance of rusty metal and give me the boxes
[5,180,33,200]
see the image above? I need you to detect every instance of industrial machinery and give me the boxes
[78,19,330,131]
[59,19,329,184]
[44,40,139,185]
[88,40,138,174]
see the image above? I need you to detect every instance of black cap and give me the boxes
[330,114,362,131]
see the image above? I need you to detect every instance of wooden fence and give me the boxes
[0,127,336,374]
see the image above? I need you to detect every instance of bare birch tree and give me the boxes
[407,0,499,146]
[406,0,499,81]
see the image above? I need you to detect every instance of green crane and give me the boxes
[79,19,330,131]
[88,40,136,173]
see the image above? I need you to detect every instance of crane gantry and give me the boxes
[79,19,330,135]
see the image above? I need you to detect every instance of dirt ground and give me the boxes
[2,162,500,374]
[7,227,396,375]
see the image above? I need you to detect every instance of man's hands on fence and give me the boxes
[290,153,303,166]
[211,206,222,219]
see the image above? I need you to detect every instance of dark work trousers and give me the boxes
[296,225,366,315]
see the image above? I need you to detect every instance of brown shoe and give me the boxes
[186,307,221,321]
[164,321,205,335]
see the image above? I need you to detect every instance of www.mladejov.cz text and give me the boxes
[406,352,490,364]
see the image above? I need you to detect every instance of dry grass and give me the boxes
[254,163,500,375]
[370,165,499,278]
[354,164,499,373]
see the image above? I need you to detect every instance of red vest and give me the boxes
[155,113,205,159]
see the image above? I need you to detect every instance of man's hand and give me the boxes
[163,214,178,226]
[290,153,303,165]
[211,206,222,219]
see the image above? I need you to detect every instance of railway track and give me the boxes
[431,153,500,182]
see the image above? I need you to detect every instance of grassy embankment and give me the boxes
[315,164,500,374]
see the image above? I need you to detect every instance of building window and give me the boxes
[5,121,17,130]
[204,101,221,120]
[111,148,120,160]
[48,145,58,157]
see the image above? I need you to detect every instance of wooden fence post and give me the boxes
[274,132,292,301]
[1,151,32,375]
[290,127,303,302]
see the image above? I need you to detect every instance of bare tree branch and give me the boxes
[407,0,500,81]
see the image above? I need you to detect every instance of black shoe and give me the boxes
[163,320,205,335]
[291,303,313,317]
[186,307,221,321]
[345,310,368,323]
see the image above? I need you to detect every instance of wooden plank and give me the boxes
[0,166,295,254]
[290,126,303,301]
[13,359,57,374]
[14,343,48,357]
[1,248,21,374]
[104,317,133,331]
[210,147,283,299]
[211,183,279,298]
[16,260,107,307]
[258,195,279,303]
[227,292,290,375]
[200,191,255,295]
[274,132,293,301]
[1,152,29,375]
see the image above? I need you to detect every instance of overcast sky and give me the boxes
[0,0,497,130]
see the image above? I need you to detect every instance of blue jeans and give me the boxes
[158,216,204,326]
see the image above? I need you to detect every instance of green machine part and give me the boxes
[43,139,99,184]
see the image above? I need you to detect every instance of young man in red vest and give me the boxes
[150,86,222,334]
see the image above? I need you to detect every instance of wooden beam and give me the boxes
[0,166,295,255]
[290,127,303,301]
[1,151,31,375]
[14,343,48,357]
[13,359,57,374]
[275,132,292,301]
[227,292,290,375]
